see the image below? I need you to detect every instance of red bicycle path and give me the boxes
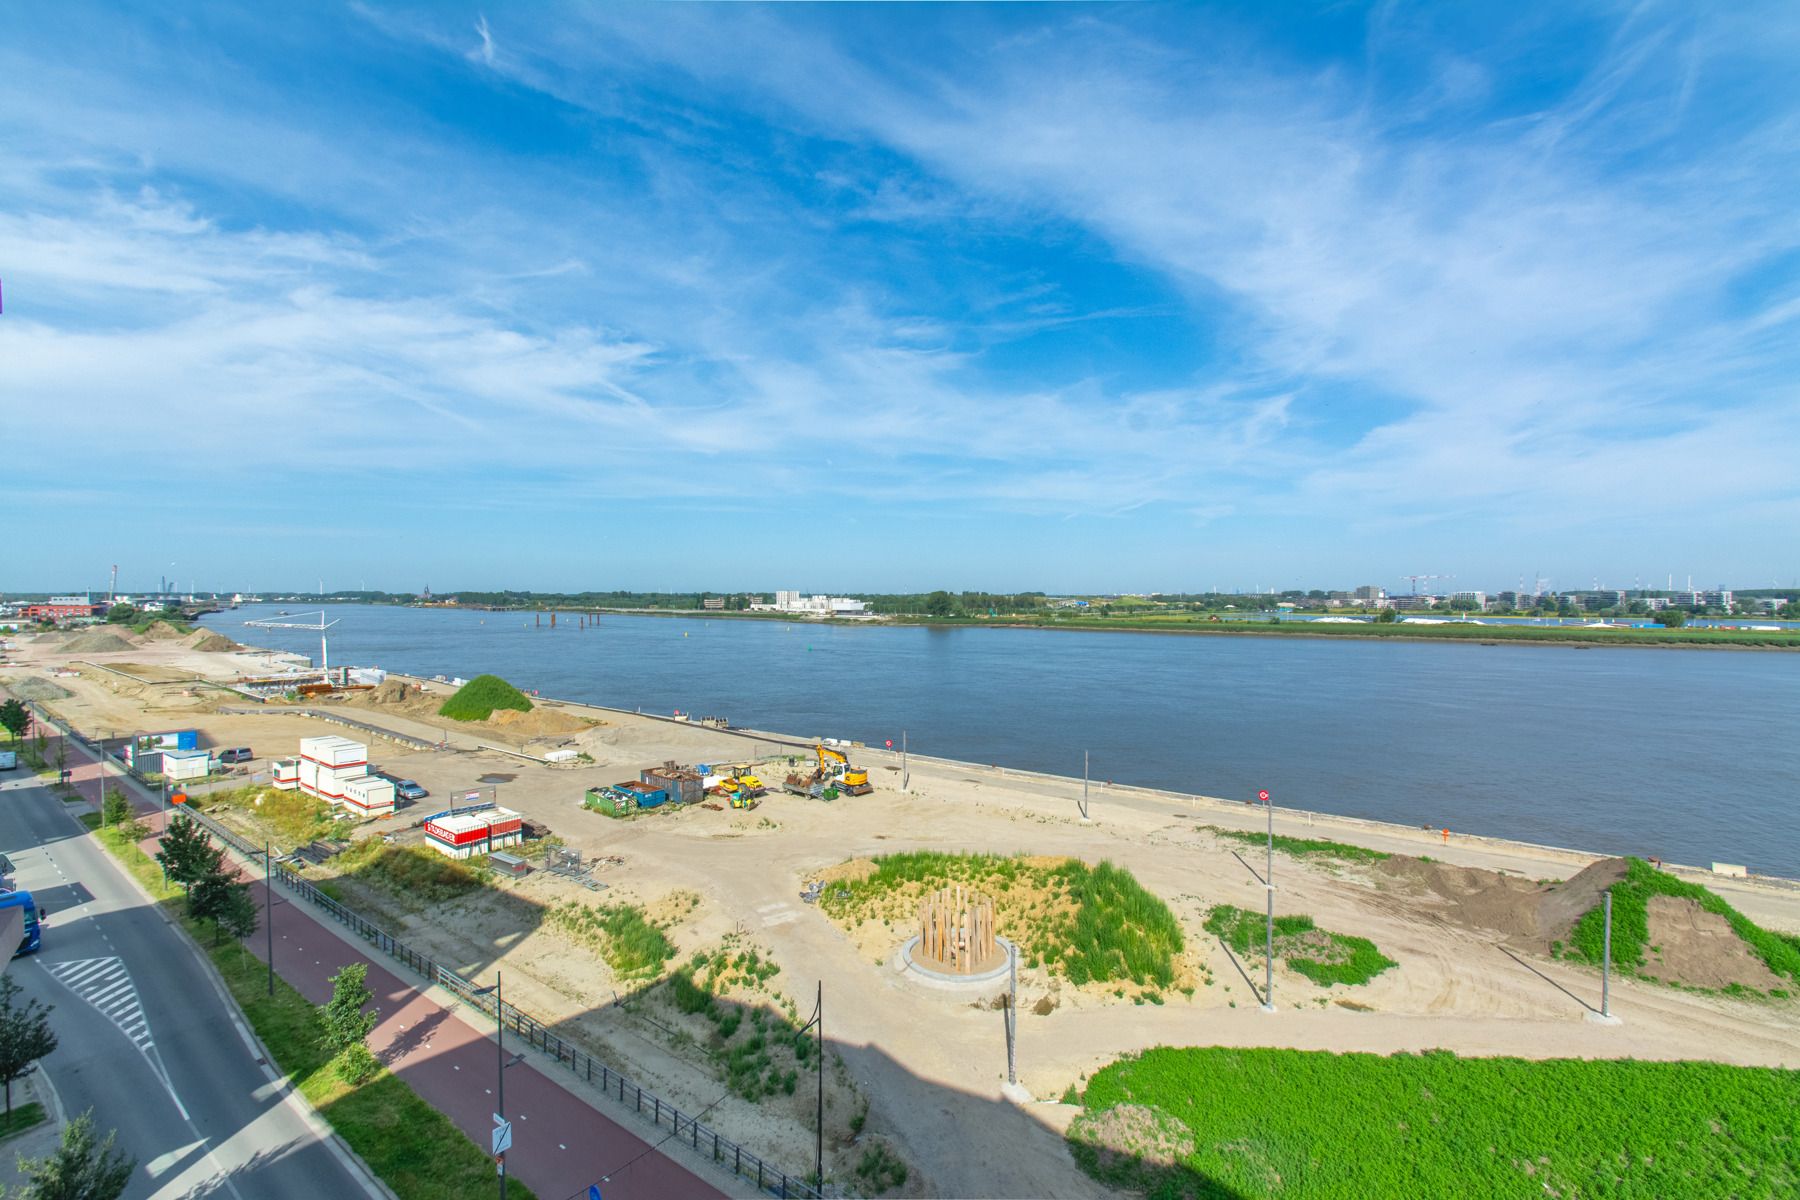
[56,746,734,1200]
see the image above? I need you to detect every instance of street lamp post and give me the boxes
[497,972,508,1200]
[265,842,275,997]
[1262,789,1276,1013]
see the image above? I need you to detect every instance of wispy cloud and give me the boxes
[3,2,1797,588]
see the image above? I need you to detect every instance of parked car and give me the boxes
[218,747,254,764]
[0,752,16,771]
[395,780,428,802]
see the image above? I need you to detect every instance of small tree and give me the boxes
[922,590,956,618]
[0,699,28,743]
[0,975,58,1118]
[1653,610,1687,628]
[12,1109,134,1200]
[154,815,223,892]
[317,963,377,1059]
[1374,609,1399,624]
[188,863,253,946]
[101,789,133,829]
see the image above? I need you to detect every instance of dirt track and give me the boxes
[8,632,1799,1199]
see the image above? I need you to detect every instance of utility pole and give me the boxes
[265,842,275,997]
[1261,788,1276,1013]
[796,982,824,1187]
[497,971,508,1199]
[1081,749,1090,820]
[1005,943,1018,1085]
[901,731,908,793]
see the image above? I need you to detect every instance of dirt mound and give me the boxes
[184,631,237,652]
[366,679,415,706]
[1377,855,1629,953]
[142,621,188,640]
[1639,895,1785,991]
[488,706,592,737]
[61,631,138,654]
[1,675,73,701]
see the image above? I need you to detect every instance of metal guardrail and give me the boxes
[24,701,822,1200]
[215,706,441,752]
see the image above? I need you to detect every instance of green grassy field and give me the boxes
[1206,828,1391,864]
[1563,857,1800,995]
[1204,904,1396,987]
[0,1101,48,1139]
[904,612,1800,649]
[1068,1046,1799,1199]
[87,820,536,1199]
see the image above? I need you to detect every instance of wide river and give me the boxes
[205,605,1800,878]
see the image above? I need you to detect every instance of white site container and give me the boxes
[272,758,301,791]
[299,735,367,768]
[160,748,212,782]
[341,774,396,818]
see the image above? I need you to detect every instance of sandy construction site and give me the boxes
[6,627,1799,1199]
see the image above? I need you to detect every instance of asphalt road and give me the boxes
[0,766,382,1200]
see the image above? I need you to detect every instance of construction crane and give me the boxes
[243,609,339,671]
[1401,574,1447,595]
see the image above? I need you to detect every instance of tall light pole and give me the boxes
[497,971,508,1199]
[1081,750,1090,820]
[265,841,275,997]
[1260,788,1275,1013]
[796,982,824,1187]
[901,731,908,793]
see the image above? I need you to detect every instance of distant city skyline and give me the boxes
[4,4,1799,587]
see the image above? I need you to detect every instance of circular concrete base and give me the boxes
[896,936,1018,990]
[1584,1010,1623,1026]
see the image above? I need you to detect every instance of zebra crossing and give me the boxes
[44,956,155,1053]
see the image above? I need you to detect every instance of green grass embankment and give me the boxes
[438,673,533,721]
[1204,904,1396,987]
[0,1101,48,1139]
[83,818,536,1200]
[1067,1046,1799,1199]
[1563,857,1800,995]
[893,612,1800,649]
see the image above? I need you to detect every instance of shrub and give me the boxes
[437,674,534,722]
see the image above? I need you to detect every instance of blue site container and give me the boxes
[174,730,198,750]
[635,787,669,809]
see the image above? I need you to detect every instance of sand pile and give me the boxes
[141,621,189,641]
[1378,855,1628,953]
[61,630,138,654]
[1,675,74,701]
[185,630,237,652]
[488,706,592,737]
[366,679,414,705]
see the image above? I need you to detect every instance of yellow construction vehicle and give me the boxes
[816,745,872,795]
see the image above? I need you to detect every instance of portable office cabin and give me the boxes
[297,735,369,805]
[341,774,396,819]
[271,758,301,790]
[160,748,212,782]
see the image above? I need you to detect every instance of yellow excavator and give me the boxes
[818,744,872,795]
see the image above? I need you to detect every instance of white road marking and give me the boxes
[41,955,188,1119]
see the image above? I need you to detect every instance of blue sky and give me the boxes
[4,2,1798,595]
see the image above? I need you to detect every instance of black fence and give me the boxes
[27,702,822,1200]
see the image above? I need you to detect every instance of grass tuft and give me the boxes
[1205,904,1396,987]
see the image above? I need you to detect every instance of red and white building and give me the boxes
[297,735,395,818]
[423,806,523,859]
[23,596,104,622]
